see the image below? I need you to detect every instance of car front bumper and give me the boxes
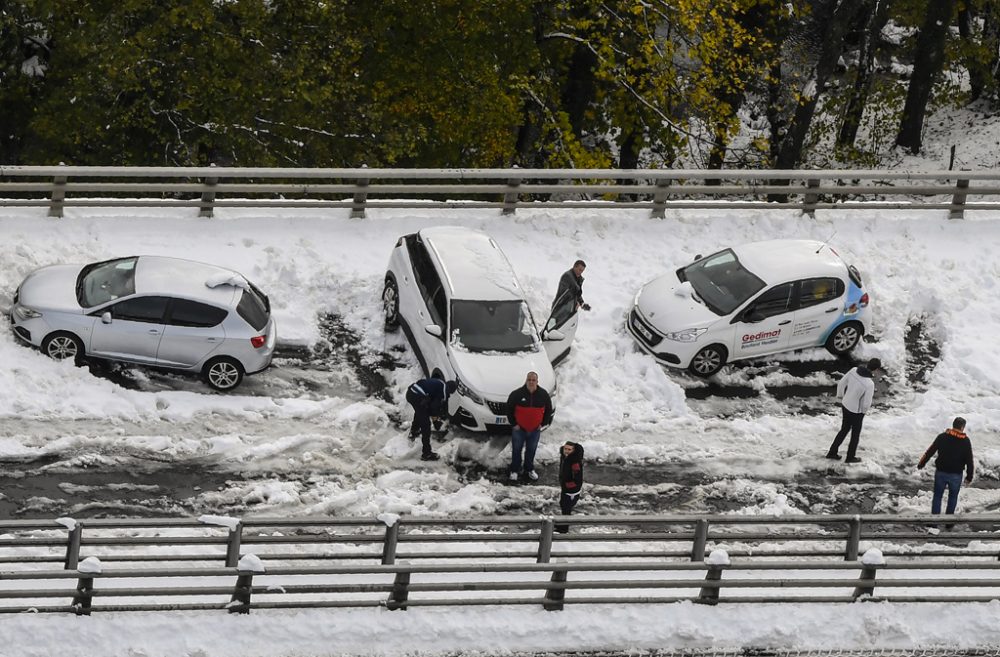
[625,306,692,368]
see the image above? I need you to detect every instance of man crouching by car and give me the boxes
[506,371,553,483]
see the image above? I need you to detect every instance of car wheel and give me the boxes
[688,345,727,377]
[203,357,245,392]
[41,332,84,363]
[383,276,400,331]
[826,321,863,355]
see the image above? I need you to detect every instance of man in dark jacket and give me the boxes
[505,371,554,482]
[918,417,974,516]
[406,374,457,461]
[555,441,584,533]
[553,260,590,311]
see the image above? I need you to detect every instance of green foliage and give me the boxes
[2,0,997,167]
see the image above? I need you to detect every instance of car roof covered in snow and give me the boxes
[419,226,523,301]
[134,256,242,306]
[729,239,852,283]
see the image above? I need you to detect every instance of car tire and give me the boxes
[41,332,84,364]
[383,276,400,332]
[203,357,245,392]
[825,321,863,355]
[688,345,727,377]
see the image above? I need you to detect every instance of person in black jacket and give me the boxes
[917,417,974,516]
[552,260,590,312]
[405,374,457,461]
[555,441,584,533]
[505,372,554,482]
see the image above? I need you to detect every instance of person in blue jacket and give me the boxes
[406,374,457,461]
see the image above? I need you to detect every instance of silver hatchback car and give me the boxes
[9,255,276,391]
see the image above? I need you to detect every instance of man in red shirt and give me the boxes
[505,371,553,482]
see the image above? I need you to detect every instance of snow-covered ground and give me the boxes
[4,178,1000,655]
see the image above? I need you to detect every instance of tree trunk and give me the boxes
[895,0,956,153]
[563,44,597,139]
[983,3,1000,100]
[774,0,866,170]
[958,3,986,102]
[837,0,894,149]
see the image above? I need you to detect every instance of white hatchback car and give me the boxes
[626,239,872,376]
[383,226,579,431]
[10,255,276,391]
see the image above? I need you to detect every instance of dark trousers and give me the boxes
[405,389,432,456]
[829,406,865,458]
[932,471,963,515]
[556,493,579,533]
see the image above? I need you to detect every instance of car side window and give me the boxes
[109,296,169,323]
[547,289,577,331]
[406,237,447,328]
[797,277,844,309]
[168,299,228,328]
[747,283,795,320]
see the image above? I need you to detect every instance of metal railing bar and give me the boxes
[2,165,998,180]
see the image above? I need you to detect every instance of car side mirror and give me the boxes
[101,311,112,324]
[744,310,764,323]
[424,324,442,337]
[694,254,702,261]
[544,329,566,341]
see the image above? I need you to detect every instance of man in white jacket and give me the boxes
[826,358,882,463]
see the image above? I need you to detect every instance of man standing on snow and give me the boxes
[506,371,554,482]
[826,358,882,463]
[556,441,584,533]
[553,260,591,312]
[918,417,974,517]
[406,374,457,462]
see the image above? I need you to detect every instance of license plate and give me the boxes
[634,318,653,341]
[494,416,509,425]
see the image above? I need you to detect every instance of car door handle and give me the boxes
[206,337,218,342]
[778,320,791,325]
[825,307,839,313]
[148,329,161,334]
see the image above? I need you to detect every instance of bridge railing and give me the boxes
[0,166,997,218]
[0,513,998,614]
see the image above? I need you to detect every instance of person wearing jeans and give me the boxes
[505,372,553,482]
[918,417,975,521]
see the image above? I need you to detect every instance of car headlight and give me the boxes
[14,305,42,320]
[665,327,707,342]
[456,378,483,405]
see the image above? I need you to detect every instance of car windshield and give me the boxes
[450,300,538,353]
[679,249,765,316]
[76,257,138,308]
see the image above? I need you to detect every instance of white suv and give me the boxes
[383,226,577,431]
[626,239,872,376]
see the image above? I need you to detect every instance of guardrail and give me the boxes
[1,513,999,614]
[0,166,996,219]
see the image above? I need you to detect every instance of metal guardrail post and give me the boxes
[844,516,862,561]
[651,178,671,218]
[853,565,878,599]
[803,178,821,217]
[691,519,709,561]
[350,168,369,219]
[502,176,521,215]
[48,172,67,218]
[543,561,567,612]
[386,562,411,611]
[199,164,218,218]
[537,517,555,563]
[64,525,83,570]
[696,564,723,605]
[381,522,399,565]
[72,576,94,616]
[225,522,243,567]
[228,573,254,614]
[950,175,970,219]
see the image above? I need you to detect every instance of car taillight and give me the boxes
[250,335,267,348]
[860,293,869,307]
